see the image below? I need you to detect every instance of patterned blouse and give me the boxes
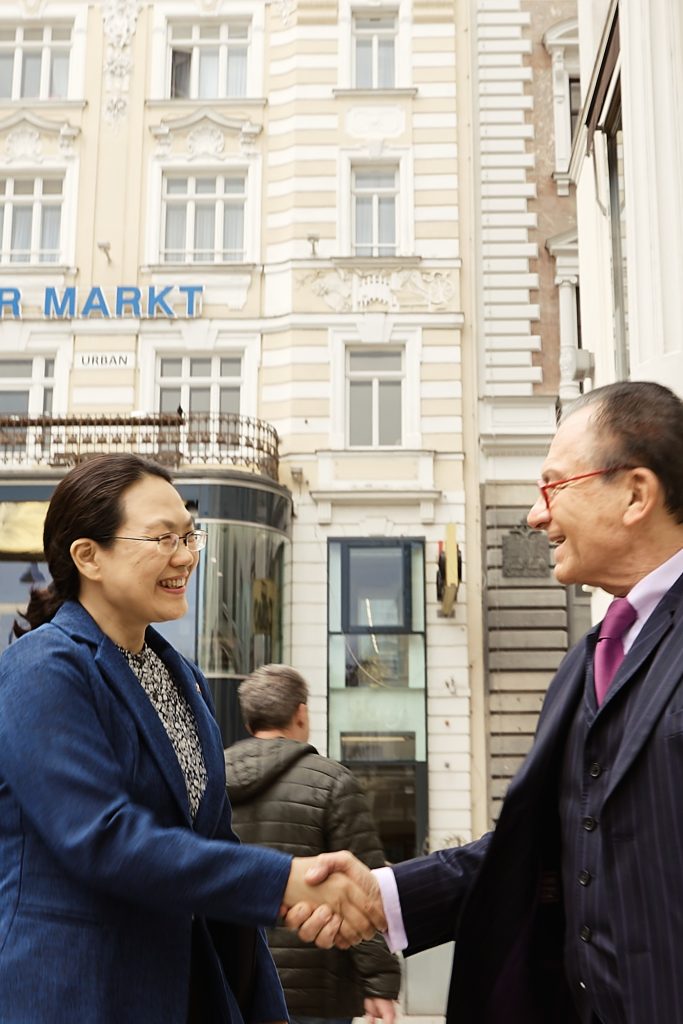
[118,644,208,821]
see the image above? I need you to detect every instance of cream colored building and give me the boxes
[0,0,577,922]
[570,0,683,393]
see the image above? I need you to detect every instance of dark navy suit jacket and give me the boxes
[0,601,290,1023]
[393,571,683,1024]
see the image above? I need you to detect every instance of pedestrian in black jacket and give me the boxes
[225,663,401,1024]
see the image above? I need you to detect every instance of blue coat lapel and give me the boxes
[145,628,228,837]
[53,602,225,831]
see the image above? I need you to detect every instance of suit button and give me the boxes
[589,762,602,778]
[583,816,597,831]
[578,869,592,886]
[579,925,592,942]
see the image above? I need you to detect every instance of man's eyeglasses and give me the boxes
[102,530,208,555]
[537,467,631,511]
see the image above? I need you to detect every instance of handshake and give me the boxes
[282,851,387,949]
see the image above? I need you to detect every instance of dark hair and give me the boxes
[563,381,683,522]
[238,664,309,733]
[14,454,173,635]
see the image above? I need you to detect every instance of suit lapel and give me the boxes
[605,585,683,801]
[93,639,193,823]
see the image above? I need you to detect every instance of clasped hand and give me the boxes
[282,850,385,949]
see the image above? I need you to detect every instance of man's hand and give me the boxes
[282,851,386,948]
[364,997,397,1024]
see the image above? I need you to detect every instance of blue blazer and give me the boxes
[0,601,291,1024]
[394,572,683,1023]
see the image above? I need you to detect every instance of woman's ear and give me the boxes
[69,538,103,581]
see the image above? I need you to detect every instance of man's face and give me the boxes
[527,406,630,591]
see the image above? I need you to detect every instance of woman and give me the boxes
[0,454,378,1024]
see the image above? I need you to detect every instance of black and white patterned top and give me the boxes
[118,644,208,821]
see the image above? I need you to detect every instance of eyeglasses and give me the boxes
[102,530,208,555]
[537,467,632,511]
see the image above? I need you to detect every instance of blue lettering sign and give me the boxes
[147,285,174,318]
[0,288,21,318]
[178,285,203,317]
[115,287,142,317]
[81,287,112,318]
[44,286,76,318]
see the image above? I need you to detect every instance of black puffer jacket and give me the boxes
[225,737,401,1016]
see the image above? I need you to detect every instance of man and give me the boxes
[291,381,683,1024]
[225,663,401,1024]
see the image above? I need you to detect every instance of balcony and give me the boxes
[0,412,279,481]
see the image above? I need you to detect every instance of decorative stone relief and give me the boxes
[305,268,455,313]
[5,127,43,163]
[187,125,225,159]
[502,524,550,578]
[21,0,46,13]
[270,0,297,26]
[346,107,405,141]
[102,0,141,124]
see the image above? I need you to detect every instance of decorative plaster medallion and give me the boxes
[187,125,225,159]
[102,0,141,124]
[5,127,43,163]
[346,106,405,140]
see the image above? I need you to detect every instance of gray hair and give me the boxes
[238,663,309,733]
[562,381,683,523]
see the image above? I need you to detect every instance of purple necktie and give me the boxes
[594,597,637,706]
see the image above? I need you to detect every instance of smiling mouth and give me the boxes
[159,577,187,589]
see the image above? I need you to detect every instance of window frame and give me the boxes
[0,23,72,101]
[352,11,396,89]
[351,165,398,258]
[346,346,404,448]
[329,326,421,451]
[0,174,65,266]
[543,19,580,195]
[156,352,244,416]
[159,169,249,265]
[167,20,250,100]
[338,150,413,258]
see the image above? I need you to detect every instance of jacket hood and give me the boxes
[225,737,319,802]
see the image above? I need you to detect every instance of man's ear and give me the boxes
[623,468,660,526]
[69,538,103,581]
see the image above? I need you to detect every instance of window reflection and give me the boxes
[0,559,50,649]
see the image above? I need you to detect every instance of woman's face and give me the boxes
[89,474,199,646]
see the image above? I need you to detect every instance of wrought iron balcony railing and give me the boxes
[0,412,279,481]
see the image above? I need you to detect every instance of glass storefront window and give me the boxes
[0,560,50,649]
[328,538,427,858]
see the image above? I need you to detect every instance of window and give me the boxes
[169,22,248,99]
[569,76,581,140]
[161,173,246,264]
[0,177,63,265]
[0,357,53,416]
[0,357,55,461]
[605,86,629,378]
[158,354,242,417]
[0,24,70,100]
[348,348,402,447]
[353,167,397,257]
[353,13,395,88]
[328,538,426,860]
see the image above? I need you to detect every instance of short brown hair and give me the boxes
[238,664,309,733]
